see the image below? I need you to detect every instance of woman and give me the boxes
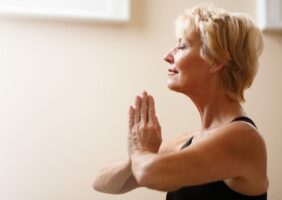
[93,5,268,200]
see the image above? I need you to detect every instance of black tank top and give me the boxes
[166,116,267,200]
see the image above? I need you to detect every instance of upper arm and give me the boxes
[140,124,267,191]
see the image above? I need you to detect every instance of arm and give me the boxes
[93,91,161,194]
[131,123,267,192]
[92,158,140,194]
[127,92,267,193]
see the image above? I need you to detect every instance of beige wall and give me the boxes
[0,0,281,199]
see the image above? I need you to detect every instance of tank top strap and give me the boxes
[231,116,257,128]
[181,136,194,149]
[181,116,257,150]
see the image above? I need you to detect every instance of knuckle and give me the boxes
[133,124,138,131]
[140,109,146,114]
[147,124,156,131]
[139,123,148,131]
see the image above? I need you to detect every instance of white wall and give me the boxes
[0,0,281,200]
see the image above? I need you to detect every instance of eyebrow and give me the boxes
[178,38,192,45]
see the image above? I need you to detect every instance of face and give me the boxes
[164,30,212,95]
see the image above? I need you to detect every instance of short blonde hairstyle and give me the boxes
[175,5,264,102]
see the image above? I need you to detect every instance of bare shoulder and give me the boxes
[222,121,267,155]
[219,122,268,194]
[214,121,267,165]
[159,132,195,154]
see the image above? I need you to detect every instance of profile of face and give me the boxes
[164,30,212,96]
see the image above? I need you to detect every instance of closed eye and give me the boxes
[177,45,187,50]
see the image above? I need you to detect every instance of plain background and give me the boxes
[0,0,281,199]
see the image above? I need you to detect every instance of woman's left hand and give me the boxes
[128,91,162,157]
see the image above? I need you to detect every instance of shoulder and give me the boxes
[158,132,195,154]
[209,121,267,160]
[218,122,268,194]
[219,121,267,154]
[214,121,268,180]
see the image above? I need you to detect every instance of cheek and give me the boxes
[174,54,190,70]
[175,54,196,73]
[178,56,210,82]
[175,49,200,65]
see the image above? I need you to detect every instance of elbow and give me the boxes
[92,179,102,192]
[92,178,107,193]
[92,176,123,194]
[92,180,119,194]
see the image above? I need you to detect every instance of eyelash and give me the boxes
[177,45,187,50]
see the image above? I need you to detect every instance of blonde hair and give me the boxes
[175,5,264,102]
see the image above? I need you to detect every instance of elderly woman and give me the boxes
[93,5,268,200]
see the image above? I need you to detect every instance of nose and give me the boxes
[163,51,174,64]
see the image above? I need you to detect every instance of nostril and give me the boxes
[164,54,174,64]
[164,56,169,63]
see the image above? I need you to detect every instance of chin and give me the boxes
[167,80,191,95]
[167,81,181,92]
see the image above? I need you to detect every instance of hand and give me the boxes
[128,91,162,157]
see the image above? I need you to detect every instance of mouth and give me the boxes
[168,68,179,75]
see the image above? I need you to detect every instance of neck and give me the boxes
[186,91,245,131]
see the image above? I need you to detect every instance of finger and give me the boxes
[148,95,156,124]
[128,106,134,130]
[134,96,141,124]
[140,91,148,123]
[155,115,160,127]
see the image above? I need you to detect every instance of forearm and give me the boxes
[93,158,134,194]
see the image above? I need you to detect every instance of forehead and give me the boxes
[175,14,194,34]
[175,15,200,43]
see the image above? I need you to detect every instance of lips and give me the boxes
[168,68,179,74]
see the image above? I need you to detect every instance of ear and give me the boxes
[209,63,224,73]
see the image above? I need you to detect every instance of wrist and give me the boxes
[131,149,153,160]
